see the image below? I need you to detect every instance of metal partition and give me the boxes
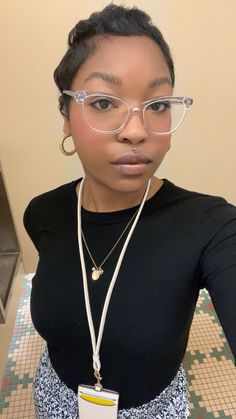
[0,164,21,322]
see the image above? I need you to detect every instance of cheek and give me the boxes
[152,134,171,158]
[69,112,110,163]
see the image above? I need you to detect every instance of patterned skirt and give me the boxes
[33,346,190,418]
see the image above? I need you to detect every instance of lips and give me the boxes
[111,152,152,176]
[111,152,152,165]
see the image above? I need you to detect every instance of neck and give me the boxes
[76,176,163,212]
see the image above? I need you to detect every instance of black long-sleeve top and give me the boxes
[23,178,236,409]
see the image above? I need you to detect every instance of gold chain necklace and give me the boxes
[81,207,140,280]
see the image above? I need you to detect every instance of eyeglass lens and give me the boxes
[83,95,186,134]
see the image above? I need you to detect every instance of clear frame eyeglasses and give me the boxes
[63,90,193,135]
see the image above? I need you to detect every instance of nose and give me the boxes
[116,108,149,144]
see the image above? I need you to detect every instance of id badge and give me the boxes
[78,384,119,419]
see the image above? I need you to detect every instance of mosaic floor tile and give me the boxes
[0,276,235,418]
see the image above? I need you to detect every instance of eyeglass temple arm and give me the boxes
[63,90,74,98]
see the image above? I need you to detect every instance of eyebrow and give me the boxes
[84,72,172,88]
[84,72,122,85]
[148,77,172,88]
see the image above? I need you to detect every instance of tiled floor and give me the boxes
[0,274,236,418]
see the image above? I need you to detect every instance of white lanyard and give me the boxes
[77,177,151,380]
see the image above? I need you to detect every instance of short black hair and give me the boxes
[54,4,175,117]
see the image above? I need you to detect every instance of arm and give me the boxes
[201,217,236,363]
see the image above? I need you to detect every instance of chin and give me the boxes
[109,176,152,193]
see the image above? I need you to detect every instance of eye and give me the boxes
[147,100,171,112]
[89,97,116,111]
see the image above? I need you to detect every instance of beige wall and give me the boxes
[1,0,236,272]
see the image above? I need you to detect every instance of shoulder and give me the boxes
[150,179,236,236]
[28,178,80,207]
[162,179,236,216]
[23,178,81,227]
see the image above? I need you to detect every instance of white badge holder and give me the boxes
[78,384,119,419]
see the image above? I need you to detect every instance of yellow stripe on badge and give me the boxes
[80,393,115,406]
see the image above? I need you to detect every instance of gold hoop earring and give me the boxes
[59,135,76,156]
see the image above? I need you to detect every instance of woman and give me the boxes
[24,4,236,418]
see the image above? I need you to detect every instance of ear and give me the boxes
[63,116,71,137]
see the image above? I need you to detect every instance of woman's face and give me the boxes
[65,35,173,194]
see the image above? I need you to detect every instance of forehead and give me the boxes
[72,35,171,90]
